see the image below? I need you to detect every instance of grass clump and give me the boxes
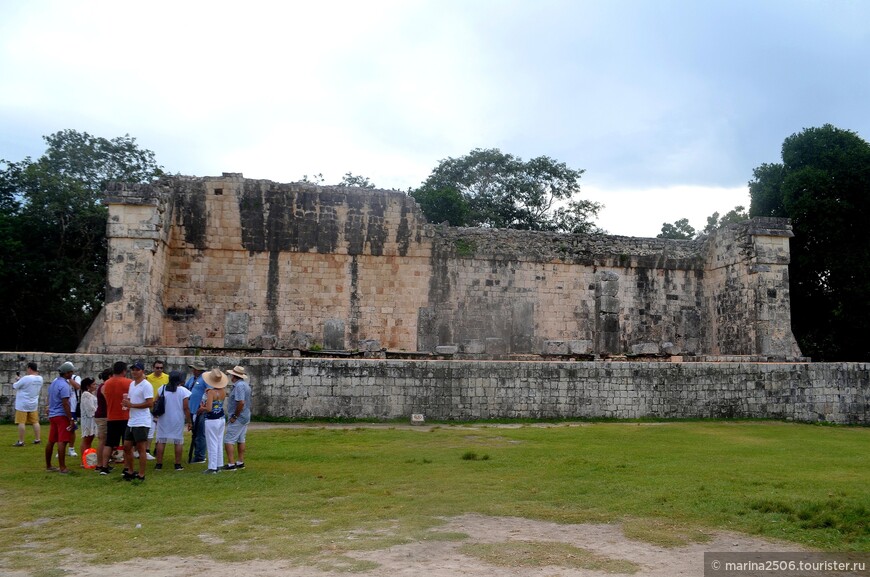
[461,451,490,461]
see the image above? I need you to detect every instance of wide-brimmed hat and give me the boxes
[58,361,76,373]
[188,360,207,371]
[202,368,228,389]
[227,365,248,379]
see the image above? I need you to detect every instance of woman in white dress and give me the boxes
[154,370,192,471]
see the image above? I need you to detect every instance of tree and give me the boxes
[657,218,695,240]
[337,172,375,189]
[698,205,749,236]
[300,172,377,189]
[0,130,163,352]
[658,206,748,240]
[411,148,603,233]
[749,124,870,361]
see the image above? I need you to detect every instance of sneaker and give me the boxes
[190,458,206,464]
[202,469,218,474]
[12,441,24,447]
[33,439,41,444]
[68,448,78,457]
[221,464,237,471]
[235,462,245,469]
[122,469,134,481]
[174,464,184,471]
[133,451,139,458]
[134,474,146,482]
[154,464,163,470]
[145,452,156,461]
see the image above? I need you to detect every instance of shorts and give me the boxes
[106,420,128,448]
[224,421,248,444]
[48,416,73,444]
[15,410,39,425]
[124,426,150,443]
[96,417,108,441]
[156,436,183,445]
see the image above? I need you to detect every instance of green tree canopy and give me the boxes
[411,148,603,233]
[0,130,163,352]
[657,218,695,240]
[657,206,749,240]
[749,124,870,360]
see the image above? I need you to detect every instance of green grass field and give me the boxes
[0,420,867,573]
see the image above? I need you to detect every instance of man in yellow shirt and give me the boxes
[144,360,169,460]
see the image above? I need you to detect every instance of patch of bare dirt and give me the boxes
[29,514,804,577]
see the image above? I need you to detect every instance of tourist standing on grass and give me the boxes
[201,368,228,474]
[154,370,191,471]
[224,365,252,471]
[65,366,81,459]
[45,361,76,474]
[185,361,208,464]
[122,361,153,481]
[78,378,98,456]
[12,362,43,446]
[98,361,131,475]
[144,360,168,461]
[93,368,111,471]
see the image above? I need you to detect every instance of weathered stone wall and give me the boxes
[78,174,802,360]
[2,354,867,424]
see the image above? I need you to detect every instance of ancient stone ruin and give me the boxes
[78,173,802,361]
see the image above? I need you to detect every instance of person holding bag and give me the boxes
[153,370,191,471]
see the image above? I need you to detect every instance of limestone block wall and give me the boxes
[421,228,707,356]
[2,353,867,424]
[79,174,801,360]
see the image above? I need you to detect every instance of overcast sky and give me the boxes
[1,1,868,237]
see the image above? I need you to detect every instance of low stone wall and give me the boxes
[2,353,867,424]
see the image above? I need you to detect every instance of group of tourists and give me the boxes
[10,359,252,479]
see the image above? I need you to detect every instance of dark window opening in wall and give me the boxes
[214,188,223,195]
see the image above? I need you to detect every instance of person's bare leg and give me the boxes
[174,442,183,467]
[57,442,68,471]
[136,440,148,477]
[123,440,135,473]
[45,441,55,469]
[32,422,41,443]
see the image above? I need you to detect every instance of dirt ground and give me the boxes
[50,514,803,577]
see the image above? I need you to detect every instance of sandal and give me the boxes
[46,467,59,472]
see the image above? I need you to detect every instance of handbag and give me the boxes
[152,387,166,417]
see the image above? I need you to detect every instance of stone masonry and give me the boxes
[1,354,867,424]
[77,174,803,361]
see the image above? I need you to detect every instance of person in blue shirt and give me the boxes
[185,361,208,464]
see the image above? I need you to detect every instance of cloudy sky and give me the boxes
[1,0,868,237]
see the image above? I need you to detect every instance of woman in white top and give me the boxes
[78,378,98,458]
[154,370,192,471]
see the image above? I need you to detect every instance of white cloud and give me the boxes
[584,184,750,238]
